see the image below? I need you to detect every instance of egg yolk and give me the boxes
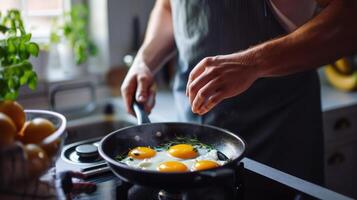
[168,144,198,159]
[128,147,156,159]
[193,160,220,171]
[157,161,188,172]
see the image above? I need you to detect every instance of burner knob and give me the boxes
[75,144,99,159]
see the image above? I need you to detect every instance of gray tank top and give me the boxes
[170,0,323,184]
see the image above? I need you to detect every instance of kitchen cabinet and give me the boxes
[324,140,357,199]
[321,85,357,199]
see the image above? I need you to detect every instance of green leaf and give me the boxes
[22,33,32,42]
[0,25,8,33]
[20,70,32,85]
[74,42,86,64]
[88,42,98,56]
[19,41,29,59]
[0,46,6,58]
[22,61,32,70]
[7,38,16,53]
[27,42,39,57]
[28,72,37,90]
[63,25,72,36]
[7,77,20,91]
[4,90,18,100]
[19,26,26,35]
[50,32,60,43]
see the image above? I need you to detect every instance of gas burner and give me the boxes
[58,137,112,178]
[61,137,104,165]
[76,144,98,158]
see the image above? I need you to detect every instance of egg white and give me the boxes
[121,146,228,171]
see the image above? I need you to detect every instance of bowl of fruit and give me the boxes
[0,101,66,185]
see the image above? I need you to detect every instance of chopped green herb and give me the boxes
[153,136,214,151]
[115,153,126,161]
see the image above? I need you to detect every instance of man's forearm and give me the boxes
[256,0,357,77]
[136,0,175,73]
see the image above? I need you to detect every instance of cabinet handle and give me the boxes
[327,152,345,166]
[333,117,351,131]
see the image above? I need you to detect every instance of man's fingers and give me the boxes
[136,75,152,103]
[66,171,86,179]
[121,76,137,115]
[191,78,221,114]
[186,57,214,96]
[144,87,156,113]
[188,67,217,105]
[198,91,225,115]
[71,182,97,195]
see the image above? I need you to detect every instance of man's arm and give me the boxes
[258,0,357,77]
[121,0,175,114]
[138,0,175,73]
[187,0,357,115]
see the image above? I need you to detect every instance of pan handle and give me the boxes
[133,101,151,124]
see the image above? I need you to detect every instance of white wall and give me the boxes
[89,0,110,74]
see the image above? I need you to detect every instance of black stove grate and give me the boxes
[114,163,245,200]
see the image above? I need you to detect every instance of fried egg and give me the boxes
[120,142,228,172]
[128,147,156,159]
[168,144,198,159]
[157,161,188,172]
[193,160,220,171]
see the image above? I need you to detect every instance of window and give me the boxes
[0,0,69,43]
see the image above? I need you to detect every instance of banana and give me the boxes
[324,64,357,92]
[334,57,352,75]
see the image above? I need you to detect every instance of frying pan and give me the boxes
[98,102,246,189]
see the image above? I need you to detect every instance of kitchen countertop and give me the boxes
[147,83,357,122]
[18,70,357,121]
[320,84,357,112]
[63,81,357,127]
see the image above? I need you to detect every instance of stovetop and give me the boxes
[56,138,353,200]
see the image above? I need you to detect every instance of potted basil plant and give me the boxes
[47,3,97,80]
[0,9,39,100]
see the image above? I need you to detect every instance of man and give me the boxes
[121,0,357,185]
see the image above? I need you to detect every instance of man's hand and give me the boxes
[187,0,357,115]
[121,58,156,115]
[186,53,260,115]
[120,0,174,116]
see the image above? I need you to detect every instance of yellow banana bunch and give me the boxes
[324,57,357,92]
[334,58,352,75]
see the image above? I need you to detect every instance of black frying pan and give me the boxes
[98,102,246,189]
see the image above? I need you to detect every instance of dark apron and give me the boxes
[170,0,324,185]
